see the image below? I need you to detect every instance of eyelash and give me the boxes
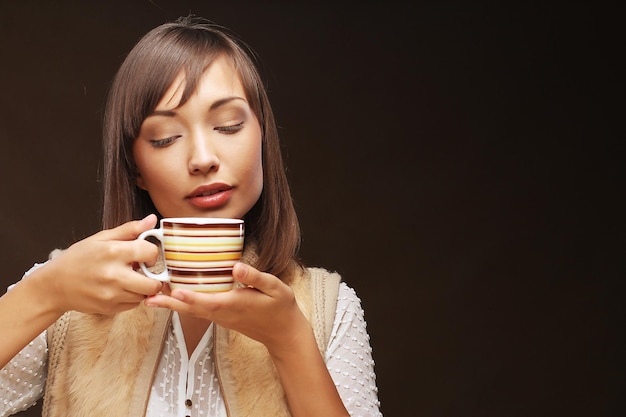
[149,122,244,148]
[215,122,244,134]
[149,136,180,148]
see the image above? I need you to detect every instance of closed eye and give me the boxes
[214,122,244,134]
[149,136,180,148]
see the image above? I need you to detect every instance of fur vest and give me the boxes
[41,261,341,417]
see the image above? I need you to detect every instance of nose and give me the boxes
[188,131,220,175]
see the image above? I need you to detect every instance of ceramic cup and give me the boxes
[138,217,244,292]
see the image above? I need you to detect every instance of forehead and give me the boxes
[155,55,244,111]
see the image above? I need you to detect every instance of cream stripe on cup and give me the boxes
[138,217,244,292]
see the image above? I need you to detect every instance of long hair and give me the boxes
[102,16,300,276]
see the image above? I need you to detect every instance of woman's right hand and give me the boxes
[27,214,163,316]
[0,214,162,368]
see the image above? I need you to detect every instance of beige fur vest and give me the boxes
[41,265,340,417]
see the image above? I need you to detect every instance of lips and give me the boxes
[186,183,233,209]
[193,189,220,197]
[187,183,230,197]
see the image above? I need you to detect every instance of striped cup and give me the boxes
[138,217,244,292]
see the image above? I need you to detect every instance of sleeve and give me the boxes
[0,263,49,417]
[325,282,383,417]
[0,334,48,416]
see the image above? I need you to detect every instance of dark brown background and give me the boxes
[1,1,622,416]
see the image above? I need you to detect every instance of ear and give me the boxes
[135,173,147,191]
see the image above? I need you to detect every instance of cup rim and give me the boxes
[161,217,244,225]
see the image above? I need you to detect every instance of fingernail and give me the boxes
[234,262,248,277]
[142,214,157,227]
[172,291,185,301]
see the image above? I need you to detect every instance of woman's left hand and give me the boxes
[144,263,310,353]
[146,262,350,416]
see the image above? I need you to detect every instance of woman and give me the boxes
[0,16,381,417]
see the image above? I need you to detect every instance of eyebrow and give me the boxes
[210,96,247,110]
[148,96,247,118]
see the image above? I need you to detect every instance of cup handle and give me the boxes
[137,228,169,282]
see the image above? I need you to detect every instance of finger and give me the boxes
[90,301,141,314]
[145,288,232,314]
[104,238,160,267]
[127,238,160,264]
[86,289,151,314]
[169,288,230,305]
[100,300,146,315]
[112,290,152,305]
[121,272,164,296]
[232,263,281,296]
[160,282,173,296]
[144,292,199,312]
[119,301,144,310]
[96,214,158,242]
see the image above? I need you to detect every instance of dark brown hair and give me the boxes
[102,15,300,276]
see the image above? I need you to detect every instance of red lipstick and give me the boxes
[186,183,233,209]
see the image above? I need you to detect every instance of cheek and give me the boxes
[133,146,148,189]
[240,138,264,200]
[134,146,173,191]
[250,159,264,196]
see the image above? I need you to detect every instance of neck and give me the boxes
[179,313,212,357]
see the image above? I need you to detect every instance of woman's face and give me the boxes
[133,55,263,219]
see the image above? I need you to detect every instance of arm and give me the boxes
[267,314,350,417]
[0,215,163,369]
[0,270,63,368]
[326,284,382,416]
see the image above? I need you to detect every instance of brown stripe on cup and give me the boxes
[162,219,244,292]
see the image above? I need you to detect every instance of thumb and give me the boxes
[233,262,261,288]
[97,214,158,241]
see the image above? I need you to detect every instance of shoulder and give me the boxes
[306,266,343,284]
[335,281,364,315]
[304,267,343,302]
